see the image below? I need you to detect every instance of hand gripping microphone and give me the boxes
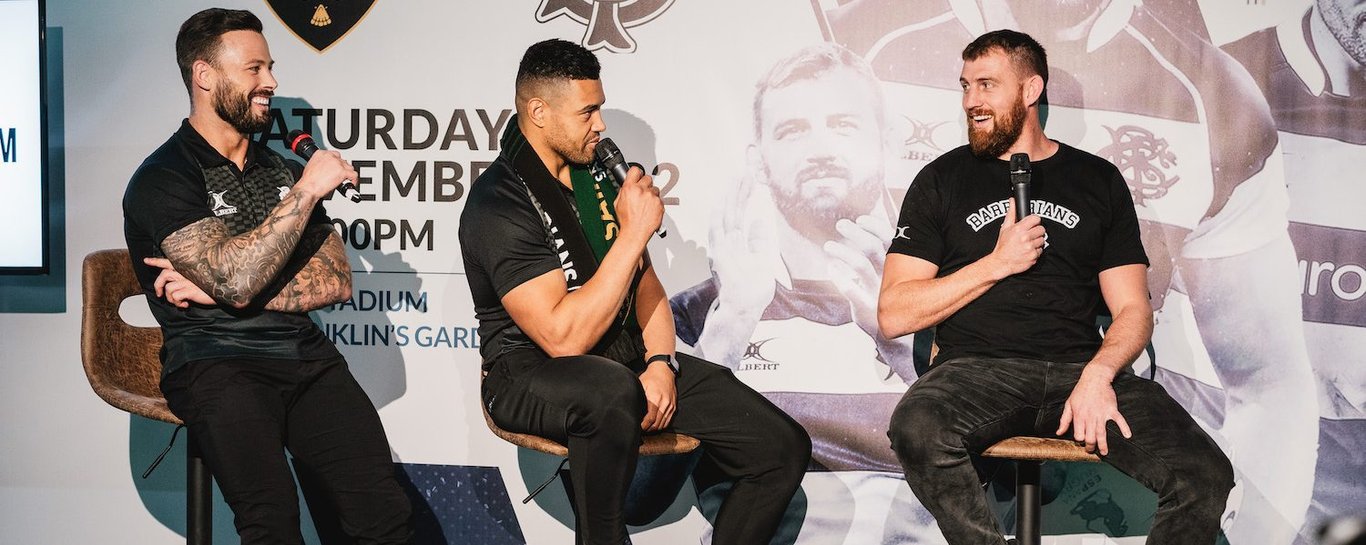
[594,137,666,238]
[1009,153,1031,221]
[286,130,362,203]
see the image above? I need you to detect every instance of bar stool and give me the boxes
[80,249,213,544]
[982,436,1101,545]
[482,405,702,529]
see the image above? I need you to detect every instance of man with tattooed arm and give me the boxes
[121,8,410,544]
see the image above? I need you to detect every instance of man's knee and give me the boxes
[770,418,812,480]
[563,356,644,435]
[1164,443,1235,516]
[888,395,960,467]
[1189,448,1235,499]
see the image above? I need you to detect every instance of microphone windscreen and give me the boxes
[595,138,627,176]
[1010,152,1030,173]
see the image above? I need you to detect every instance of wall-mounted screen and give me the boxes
[0,0,48,273]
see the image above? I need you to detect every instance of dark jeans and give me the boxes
[482,350,811,545]
[162,356,412,545]
[888,357,1233,544]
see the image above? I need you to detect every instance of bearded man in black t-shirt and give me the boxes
[121,9,409,544]
[878,30,1233,544]
[458,39,809,545]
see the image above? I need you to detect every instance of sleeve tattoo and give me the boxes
[262,227,352,313]
[159,191,349,311]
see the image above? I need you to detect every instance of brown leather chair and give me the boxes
[982,436,1101,545]
[80,248,212,545]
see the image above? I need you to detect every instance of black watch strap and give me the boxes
[647,354,679,376]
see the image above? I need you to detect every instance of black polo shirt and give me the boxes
[123,119,339,376]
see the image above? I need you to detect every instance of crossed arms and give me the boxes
[150,190,351,313]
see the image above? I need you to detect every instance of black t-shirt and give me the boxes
[123,120,339,376]
[459,157,565,367]
[889,143,1148,365]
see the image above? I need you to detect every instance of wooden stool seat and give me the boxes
[982,436,1101,463]
[980,436,1101,545]
[482,406,701,458]
[481,393,703,529]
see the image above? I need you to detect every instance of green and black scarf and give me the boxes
[498,116,645,364]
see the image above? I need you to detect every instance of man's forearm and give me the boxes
[1085,305,1154,380]
[161,189,323,308]
[636,267,676,360]
[262,229,352,313]
[878,257,1004,339]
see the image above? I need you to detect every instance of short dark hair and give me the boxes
[962,29,1049,88]
[175,8,264,95]
[516,39,601,90]
[753,44,884,139]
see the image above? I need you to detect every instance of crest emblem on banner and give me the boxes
[535,0,676,53]
[1098,125,1180,206]
[265,1,376,53]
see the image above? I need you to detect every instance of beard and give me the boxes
[213,83,272,135]
[1319,0,1366,66]
[967,96,1027,158]
[554,138,595,166]
[770,164,883,242]
[545,122,596,166]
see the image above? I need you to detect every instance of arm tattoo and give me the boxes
[160,190,315,308]
[262,228,353,313]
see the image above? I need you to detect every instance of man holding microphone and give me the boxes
[879,30,1233,543]
[460,39,809,545]
[122,8,410,544]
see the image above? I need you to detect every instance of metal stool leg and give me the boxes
[187,434,212,545]
[1016,460,1041,545]
[558,466,583,545]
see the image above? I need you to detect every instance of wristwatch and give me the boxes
[647,354,679,377]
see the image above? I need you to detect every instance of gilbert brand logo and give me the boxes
[900,117,951,163]
[742,337,778,364]
[209,190,239,217]
[536,0,676,53]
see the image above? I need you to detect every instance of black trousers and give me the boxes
[162,356,412,545]
[888,357,1234,544]
[482,350,811,545]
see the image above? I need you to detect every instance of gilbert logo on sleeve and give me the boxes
[266,0,377,53]
[535,0,676,54]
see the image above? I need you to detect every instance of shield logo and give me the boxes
[265,1,377,53]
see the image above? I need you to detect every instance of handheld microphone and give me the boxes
[1009,153,1031,221]
[594,138,666,238]
[286,130,362,203]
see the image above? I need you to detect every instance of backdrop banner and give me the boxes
[6,1,1360,544]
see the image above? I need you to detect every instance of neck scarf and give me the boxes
[498,116,644,358]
